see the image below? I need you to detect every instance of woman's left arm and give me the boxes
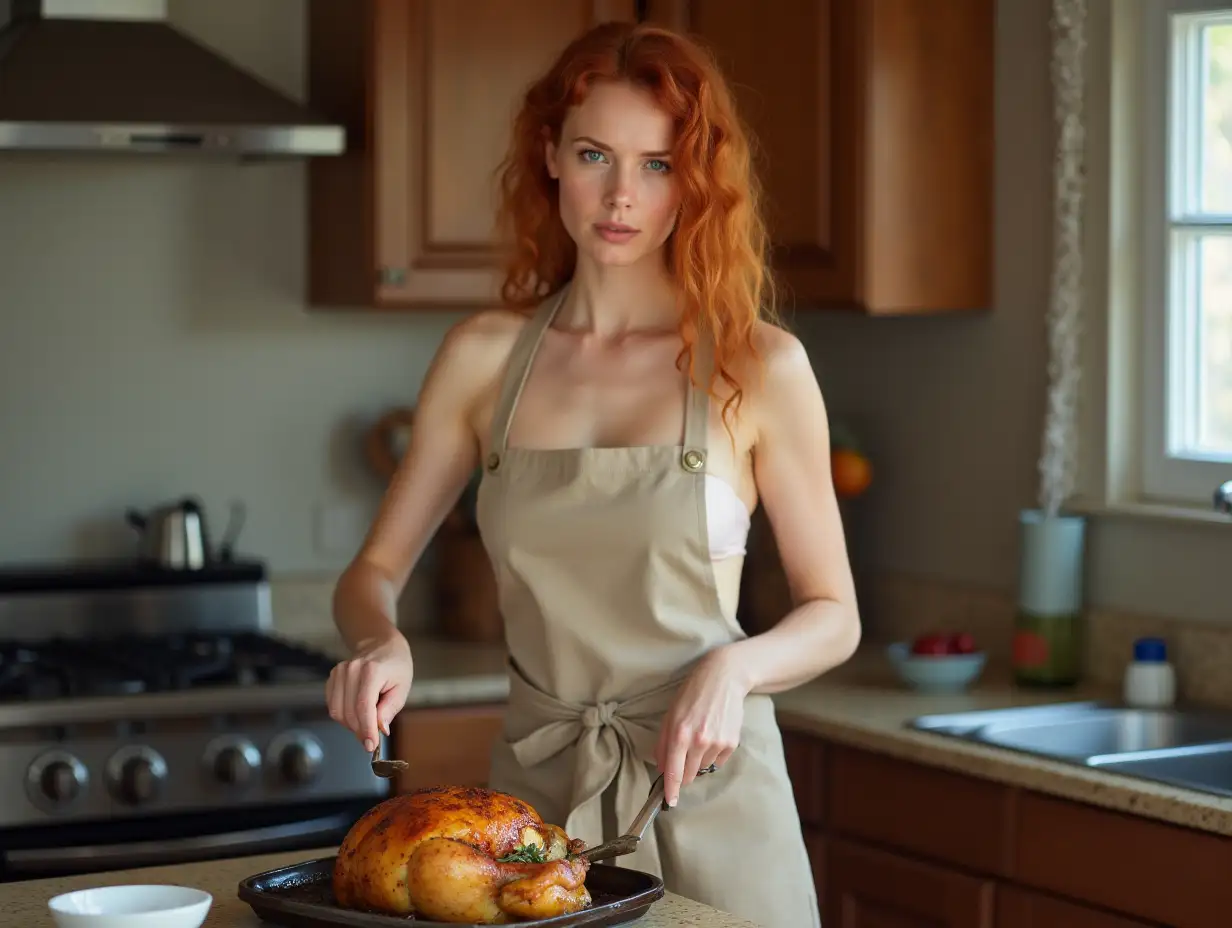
[719,328,862,694]
[655,330,862,803]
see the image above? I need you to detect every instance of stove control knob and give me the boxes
[106,747,167,806]
[272,732,324,786]
[117,756,162,805]
[42,760,82,802]
[208,738,261,788]
[26,751,88,807]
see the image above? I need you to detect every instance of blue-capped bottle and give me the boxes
[1122,637,1176,708]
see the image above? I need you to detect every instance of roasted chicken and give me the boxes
[333,785,593,923]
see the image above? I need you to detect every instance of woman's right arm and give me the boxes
[326,314,512,751]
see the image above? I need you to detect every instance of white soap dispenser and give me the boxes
[1122,636,1177,708]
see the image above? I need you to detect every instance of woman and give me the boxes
[326,21,860,926]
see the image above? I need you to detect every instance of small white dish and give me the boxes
[47,884,212,928]
[886,641,988,693]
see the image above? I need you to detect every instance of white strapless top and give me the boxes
[704,474,752,561]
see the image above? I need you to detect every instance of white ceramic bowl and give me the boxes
[47,884,212,928]
[886,641,988,693]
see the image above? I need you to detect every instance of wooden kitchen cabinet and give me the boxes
[826,838,995,928]
[305,0,636,310]
[783,728,827,827]
[997,887,1156,928]
[391,702,506,792]
[827,743,1014,876]
[644,0,995,314]
[780,727,1232,928]
[306,0,994,314]
[1012,791,1232,928]
[784,730,828,901]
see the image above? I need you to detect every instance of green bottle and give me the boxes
[1011,510,1086,688]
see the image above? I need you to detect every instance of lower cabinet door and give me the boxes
[825,838,995,928]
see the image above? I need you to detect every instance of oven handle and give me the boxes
[4,811,353,874]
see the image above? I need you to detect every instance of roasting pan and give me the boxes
[237,855,665,927]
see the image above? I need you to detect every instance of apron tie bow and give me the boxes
[502,662,680,879]
[581,701,619,729]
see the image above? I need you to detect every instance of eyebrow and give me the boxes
[572,135,671,158]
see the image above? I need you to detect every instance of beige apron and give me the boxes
[476,286,821,927]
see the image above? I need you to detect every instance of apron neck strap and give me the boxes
[681,331,713,470]
[486,286,715,470]
[488,287,567,459]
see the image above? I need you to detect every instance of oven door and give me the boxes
[0,797,379,882]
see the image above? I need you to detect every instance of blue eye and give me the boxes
[646,159,670,173]
[579,149,606,164]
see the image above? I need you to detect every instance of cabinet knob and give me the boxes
[378,267,407,286]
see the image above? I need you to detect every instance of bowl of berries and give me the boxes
[887,632,986,693]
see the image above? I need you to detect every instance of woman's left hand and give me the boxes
[654,647,749,807]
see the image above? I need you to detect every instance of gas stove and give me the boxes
[0,559,389,881]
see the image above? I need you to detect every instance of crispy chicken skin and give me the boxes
[406,836,591,923]
[333,785,592,922]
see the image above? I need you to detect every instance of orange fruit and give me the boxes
[831,447,872,498]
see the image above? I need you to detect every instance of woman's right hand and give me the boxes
[326,631,414,753]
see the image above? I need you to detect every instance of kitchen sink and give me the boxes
[909,701,1232,798]
[1088,743,1232,797]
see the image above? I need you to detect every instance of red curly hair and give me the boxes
[493,20,775,427]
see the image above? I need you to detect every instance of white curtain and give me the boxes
[1038,0,1089,517]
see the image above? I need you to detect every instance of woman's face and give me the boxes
[546,81,680,269]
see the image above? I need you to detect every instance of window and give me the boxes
[1142,1,1232,503]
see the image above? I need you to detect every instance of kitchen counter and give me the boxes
[3,847,764,927]
[773,649,1232,839]
[298,633,512,708]
[299,631,1232,840]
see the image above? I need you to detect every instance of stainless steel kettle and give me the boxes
[126,496,245,570]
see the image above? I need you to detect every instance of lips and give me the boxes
[595,221,638,233]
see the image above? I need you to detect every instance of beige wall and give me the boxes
[0,0,1228,624]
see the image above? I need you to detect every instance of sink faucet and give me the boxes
[1216,480,1232,514]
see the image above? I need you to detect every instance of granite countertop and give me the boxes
[4,847,762,927]
[296,632,513,708]
[295,631,1232,839]
[772,650,1232,839]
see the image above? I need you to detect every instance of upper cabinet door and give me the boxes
[646,0,996,315]
[644,0,856,307]
[306,0,635,311]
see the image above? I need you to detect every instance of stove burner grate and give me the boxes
[0,632,336,703]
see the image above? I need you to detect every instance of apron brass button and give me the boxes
[486,452,501,471]
[682,449,705,472]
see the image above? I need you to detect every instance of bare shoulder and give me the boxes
[439,308,528,368]
[424,308,530,400]
[743,322,819,401]
[734,320,822,443]
[753,321,812,377]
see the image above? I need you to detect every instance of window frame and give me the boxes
[1139,0,1232,505]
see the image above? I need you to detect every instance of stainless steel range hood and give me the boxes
[0,0,345,156]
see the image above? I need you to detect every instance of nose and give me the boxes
[603,164,635,210]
